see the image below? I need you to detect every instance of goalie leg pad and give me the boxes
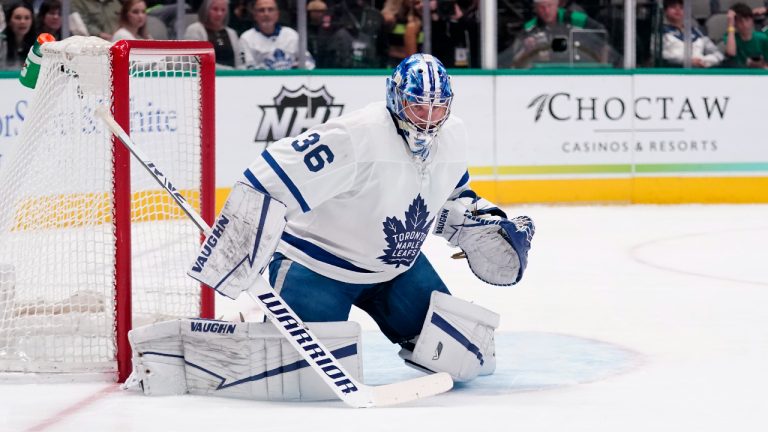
[407,291,499,382]
[126,319,187,396]
[182,319,361,401]
[187,181,287,300]
[127,318,362,401]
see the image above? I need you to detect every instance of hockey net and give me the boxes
[0,37,216,381]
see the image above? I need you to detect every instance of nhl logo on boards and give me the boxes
[255,85,344,144]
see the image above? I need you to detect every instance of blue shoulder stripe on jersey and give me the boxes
[181,343,357,390]
[261,150,311,213]
[281,232,377,274]
[430,312,485,366]
[243,168,270,195]
[455,171,470,189]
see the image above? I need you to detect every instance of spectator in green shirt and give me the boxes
[725,2,768,68]
[502,0,610,68]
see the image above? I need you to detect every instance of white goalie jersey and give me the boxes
[243,102,470,284]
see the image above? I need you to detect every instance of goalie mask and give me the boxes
[386,53,453,161]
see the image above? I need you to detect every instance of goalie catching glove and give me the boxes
[433,191,534,286]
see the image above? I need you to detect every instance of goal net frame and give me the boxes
[0,39,216,383]
[111,40,216,382]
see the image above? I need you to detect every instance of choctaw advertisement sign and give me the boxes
[495,74,766,177]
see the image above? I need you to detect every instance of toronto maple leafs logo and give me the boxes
[378,195,434,268]
[264,49,295,70]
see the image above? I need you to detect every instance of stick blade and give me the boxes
[364,372,453,408]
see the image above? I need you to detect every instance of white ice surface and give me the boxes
[2,204,768,432]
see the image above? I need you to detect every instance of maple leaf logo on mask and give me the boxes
[378,195,434,268]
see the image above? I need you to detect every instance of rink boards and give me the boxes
[2,69,767,205]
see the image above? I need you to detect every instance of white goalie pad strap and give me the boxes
[126,318,362,402]
[126,319,187,396]
[410,291,500,382]
[187,181,287,300]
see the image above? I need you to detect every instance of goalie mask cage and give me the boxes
[0,38,215,382]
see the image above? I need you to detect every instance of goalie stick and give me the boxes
[95,106,453,408]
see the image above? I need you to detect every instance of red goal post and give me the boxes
[111,40,216,382]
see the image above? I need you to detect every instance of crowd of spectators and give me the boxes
[3,0,768,71]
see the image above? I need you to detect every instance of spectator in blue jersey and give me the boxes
[239,0,315,69]
[661,0,723,68]
[502,0,609,68]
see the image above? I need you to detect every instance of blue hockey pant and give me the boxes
[268,253,450,344]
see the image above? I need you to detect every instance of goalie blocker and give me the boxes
[187,181,287,300]
[124,318,362,401]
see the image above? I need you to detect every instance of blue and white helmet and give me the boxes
[386,53,453,160]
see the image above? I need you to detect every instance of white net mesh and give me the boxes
[0,37,208,375]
